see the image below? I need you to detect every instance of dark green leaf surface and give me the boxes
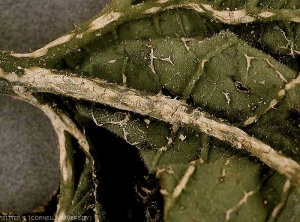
[158,158,265,222]
[73,1,300,220]
[0,0,300,221]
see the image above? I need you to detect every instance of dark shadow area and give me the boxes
[84,119,163,222]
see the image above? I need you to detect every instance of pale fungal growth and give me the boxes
[159,56,174,65]
[163,161,196,217]
[76,33,83,39]
[225,189,257,221]
[108,59,117,63]
[148,46,158,74]
[89,11,123,31]
[172,162,196,199]
[244,73,300,126]
[222,91,231,105]
[179,134,186,141]
[10,89,74,222]
[243,98,279,126]
[285,74,300,90]
[180,37,192,51]
[11,34,74,58]
[291,16,300,23]
[143,6,162,14]
[1,66,300,185]
[144,119,151,125]
[258,11,275,18]
[157,0,169,4]
[276,70,288,83]
[269,180,291,220]
[244,53,255,74]
[9,84,91,221]
[201,4,255,24]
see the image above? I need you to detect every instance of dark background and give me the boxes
[0,0,110,213]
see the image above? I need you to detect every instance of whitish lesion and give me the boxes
[89,11,123,31]
[11,34,74,58]
[222,91,231,106]
[1,66,300,186]
[149,125,179,172]
[243,73,300,126]
[201,4,255,24]
[160,161,197,218]
[8,84,95,222]
[143,6,162,14]
[268,179,291,222]
[9,2,300,61]
[225,188,258,221]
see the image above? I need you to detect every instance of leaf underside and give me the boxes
[0,0,300,221]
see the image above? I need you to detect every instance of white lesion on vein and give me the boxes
[148,45,158,74]
[269,179,291,221]
[172,161,196,198]
[9,85,90,222]
[11,34,74,58]
[92,110,134,143]
[241,53,298,126]
[89,11,123,31]
[244,53,256,79]
[243,73,300,126]
[225,188,257,221]
[149,125,179,171]
[162,161,197,217]
[1,66,300,186]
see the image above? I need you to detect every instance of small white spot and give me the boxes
[90,11,122,31]
[258,11,275,18]
[143,7,161,14]
[222,91,231,105]
[244,116,258,126]
[148,47,157,74]
[278,89,286,97]
[167,136,173,145]
[179,134,186,141]
[201,59,208,69]
[201,4,255,24]
[225,159,230,166]
[159,56,174,65]
[291,16,300,23]
[160,189,170,196]
[259,80,266,85]
[144,119,151,125]
[276,70,288,83]
[109,59,117,64]
[221,168,226,177]
[157,0,169,3]
[283,180,291,193]
[17,66,22,69]
[76,33,83,39]
[199,158,204,164]
[181,37,192,51]
[122,73,127,86]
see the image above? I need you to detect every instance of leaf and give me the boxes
[157,157,265,222]
[0,0,300,221]
[79,31,300,163]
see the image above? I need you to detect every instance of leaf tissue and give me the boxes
[0,0,299,221]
